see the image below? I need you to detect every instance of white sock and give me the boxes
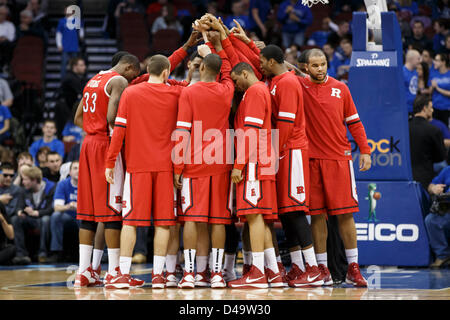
[211,248,224,273]
[316,252,328,267]
[290,250,305,272]
[79,244,93,273]
[166,254,177,273]
[302,247,318,267]
[223,253,236,272]
[153,255,166,275]
[264,248,280,273]
[91,249,103,270]
[119,256,132,275]
[252,251,265,273]
[184,249,196,273]
[345,248,358,264]
[108,248,120,275]
[243,250,252,266]
[196,255,208,273]
[276,255,282,263]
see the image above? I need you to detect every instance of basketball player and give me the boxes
[259,44,324,287]
[73,54,140,288]
[105,55,183,289]
[227,62,283,288]
[298,49,371,287]
[173,35,234,289]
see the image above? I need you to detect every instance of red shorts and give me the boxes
[276,149,310,214]
[178,172,233,224]
[122,171,177,227]
[236,179,278,222]
[77,135,124,223]
[309,158,359,216]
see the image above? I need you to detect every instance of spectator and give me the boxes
[277,0,312,48]
[323,42,341,78]
[36,146,49,170]
[327,20,350,51]
[41,151,62,183]
[435,0,450,19]
[336,37,352,81]
[0,201,14,265]
[417,61,432,96]
[248,0,271,39]
[62,119,83,145]
[307,17,333,48]
[440,33,450,55]
[429,115,450,149]
[0,77,13,107]
[26,0,47,24]
[65,131,84,163]
[49,160,79,262]
[114,0,145,18]
[429,52,450,126]
[56,6,84,79]
[151,4,183,36]
[58,57,87,113]
[146,0,168,15]
[224,0,250,30]
[0,5,16,72]
[206,1,218,17]
[421,48,434,71]
[0,100,11,144]
[11,166,55,264]
[409,95,446,190]
[403,49,421,114]
[432,18,449,54]
[425,166,450,268]
[29,120,65,163]
[12,152,33,187]
[16,9,46,44]
[404,20,433,52]
[0,162,23,218]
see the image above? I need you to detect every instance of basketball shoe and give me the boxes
[195,270,210,287]
[178,271,195,289]
[288,263,324,287]
[265,267,284,288]
[166,272,178,288]
[74,265,98,288]
[286,263,303,282]
[104,267,145,289]
[318,264,333,286]
[345,263,367,287]
[242,264,251,276]
[277,262,289,287]
[228,265,269,289]
[210,272,227,288]
[92,265,103,286]
[152,272,166,289]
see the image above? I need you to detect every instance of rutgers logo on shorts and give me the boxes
[296,186,305,194]
[181,196,186,204]
[122,200,127,208]
[115,196,122,204]
[251,188,256,197]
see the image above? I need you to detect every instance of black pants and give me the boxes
[326,216,348,283]
[0,244,16,265]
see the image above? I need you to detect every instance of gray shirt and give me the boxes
[0,78,13,104]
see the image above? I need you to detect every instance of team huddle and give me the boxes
[72,13,372,290]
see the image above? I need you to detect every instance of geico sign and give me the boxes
[356,223,419,242]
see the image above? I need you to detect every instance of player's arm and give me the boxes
[106,76,129,128]
[343,85,371,171]
[74,99,84,128]
[276,79,300,154]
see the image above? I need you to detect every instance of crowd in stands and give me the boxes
[0,0,449,267]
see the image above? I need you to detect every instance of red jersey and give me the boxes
[298,75,371,160]
[174,50,234,178]
[233,81,276,181]
[269,71,308,153]
[105,82,183,172]
[82,70,123,137]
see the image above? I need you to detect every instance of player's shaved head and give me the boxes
[202,53,222,75]
[231,62,255,75]
[260,45,284,64]
[305,48,327,63]
[118,54,140,70]
[111,51,129,67]
[147,54,170,76]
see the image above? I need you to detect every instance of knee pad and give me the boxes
[80,220,98,232]
[104,221,122,230]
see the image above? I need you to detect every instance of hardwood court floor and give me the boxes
[0,264,449,300]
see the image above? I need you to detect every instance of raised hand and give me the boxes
[231,19,250,44]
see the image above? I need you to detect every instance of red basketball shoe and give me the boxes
[265,267,284,288]
[151,272,166,289]
[228,265,269,289]
[345,263,367,287]
[286,263,304,282]
[210,271,227,288]
[318,264,333,286]
[178,271,195,289]
[195,270,210,287]
[74,265,98,288]
[288,263,324,287]
[165,272,178,288]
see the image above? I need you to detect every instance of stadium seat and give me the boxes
[10,36,44,90]
[150,29,181,55]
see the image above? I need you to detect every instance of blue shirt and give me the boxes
[433,33,446,54]
[309,30,331,47]
[29,137,65,165]
[430,118,450,139]
[431,166,450,192]
[0,105,11,135]
[224,15,250,30]
[53,177,77,218]
[57,17,81,53]
[403,66,418,113]
[62,121,83,143]
[429,69,450,111]
[277,0,312,34]
[248,0,271,30]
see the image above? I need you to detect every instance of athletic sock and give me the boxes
[276,255,282,263]
[79,244,93,273]
[264,248,280,273]
[211,248,224,273]
[290,249,305,272]
[91,249,103,270]
[345,248,358,264]
[165,254,177,273]
[243,250,252,266]
[252,251,265,274]
[153,255,166,275]
[184,249,196,273]
[119,256,132,275]
[316,252,328,268]
[108,248,120,275]
[302,247,318,267]
[196,255,208,273]
[223,253,236,272]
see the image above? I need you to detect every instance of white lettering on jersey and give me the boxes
[87,80,100,88]
[331,88,341,98]
[271,85,277,96]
